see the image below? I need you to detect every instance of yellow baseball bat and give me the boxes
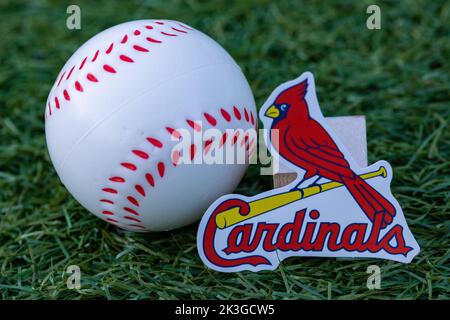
[215,166,387,229]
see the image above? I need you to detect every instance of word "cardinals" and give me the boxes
[202,207,412,269]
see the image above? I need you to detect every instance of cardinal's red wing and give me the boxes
[283,125,355,180]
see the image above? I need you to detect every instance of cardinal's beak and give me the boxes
[265,105,280,118]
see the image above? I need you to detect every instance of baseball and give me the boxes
[45,19,256,232]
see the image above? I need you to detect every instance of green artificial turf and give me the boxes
[0,0,449,299]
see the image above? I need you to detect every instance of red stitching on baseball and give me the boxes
[102,188,117,194]
[204,139,213,154]
[79,57,87,70]
[92,50,99,62]
[107,218,118,223]
[220,108,231,122]
[57,71,66,87]
[247,137,255,151]
[147,137,163,148]
[120,55,134,63]
[127,196,139,207]
[204,113,217,126]
[75,81,83,92]
[63,90,70,101]
[178,23,192,30]
[103,64,116,73]
[244,108,249,122]
[47,20,191,120]
[124,207,140,216]
[161,31,177,37]
[135,184,146,196]
[171,150,181,166]
[121,162,137,171]
[145,173,155,187]
[124,216,141,222]
[48,103,52,116]
[241,132,249,146]
[66,65,75,80]
[133,45,149,52]
[98,105,255,231]
[232,131,240,145]
[106,43,114,54]
[220,132,228,147]
[190,144,196,161]
[166,127,181,139]
[250,112,255,125]
[155,21,164,25]
[187,119,201,132]
[102,210,114,215]
[109,176,125,183]
[100,199,114,204]
[172,27,187,33]
[55,97,60,109]
[233,106,241,120]
[87,73,98,82]
[132,150,149,159]
[146,37,161,43]
[157,162,165,177]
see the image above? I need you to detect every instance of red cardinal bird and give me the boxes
[265,79,396,227]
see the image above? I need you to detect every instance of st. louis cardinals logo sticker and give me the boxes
[197,72,420,272]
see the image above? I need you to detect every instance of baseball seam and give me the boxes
[99,105,257,231]
[45,20,192,119]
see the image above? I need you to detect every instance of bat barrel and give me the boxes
[215,166,387,229]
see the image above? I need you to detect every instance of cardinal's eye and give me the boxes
[280,104,288,111]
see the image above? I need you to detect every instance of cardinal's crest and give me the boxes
[197,71,420,272]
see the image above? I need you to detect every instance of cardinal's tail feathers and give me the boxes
[342,175,396,228]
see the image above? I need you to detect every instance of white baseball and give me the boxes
[45,20,256,232]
